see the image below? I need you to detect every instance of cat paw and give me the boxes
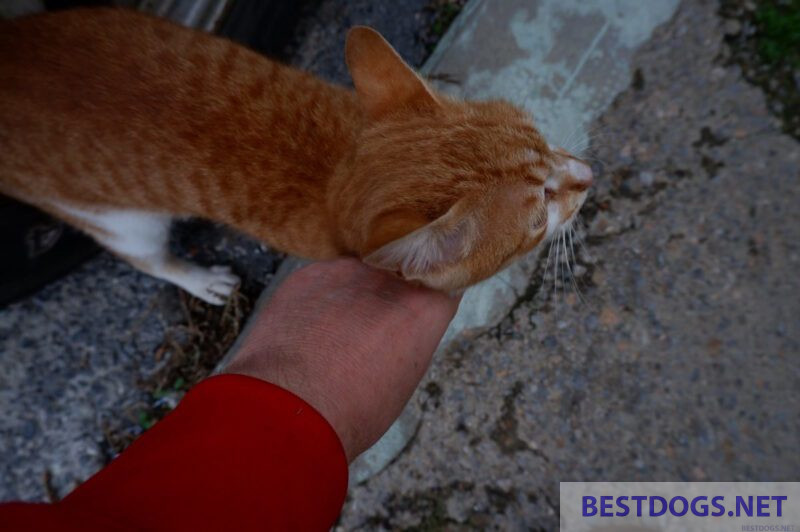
[183,265,241,305]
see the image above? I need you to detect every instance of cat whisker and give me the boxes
[571,216,594,265]
[553,229,561,308]
[560,231,567,304]
[553,119,599,153]
[577,152,609,164]
[566,226,586,304]
[582,123,613,143]
[559,128,582,154]
[569,138,612,159]
[560,123,612,156]
[550,121,586,154]
[563,231,572,298]
[539,234,556,300]
[578,140,614,155]
[569,136,605,151]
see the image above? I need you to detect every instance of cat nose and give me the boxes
[568,159,593,186]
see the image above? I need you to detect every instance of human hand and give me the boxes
[224,258,460,461]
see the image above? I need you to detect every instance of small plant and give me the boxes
[754,0,800,67]
[431,2,462,36]
[137,411,156,431]
[421,0,468,54]
[720,0,800,139]
[104,285,258,457]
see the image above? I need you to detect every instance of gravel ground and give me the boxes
[283,0,447,81]
[336,1,800,529]
[0,223,279,500]
[0,0,455,503]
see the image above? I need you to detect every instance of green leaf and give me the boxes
[138,411,155,430]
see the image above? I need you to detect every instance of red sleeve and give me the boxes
[0,375,349,531]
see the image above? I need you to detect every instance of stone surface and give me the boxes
[283,0,434,84]
[0,256,170,499]
[0,224,279,500]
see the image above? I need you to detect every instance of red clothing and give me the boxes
[0,375,348,531]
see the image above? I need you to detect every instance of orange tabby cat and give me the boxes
[0,8,592,304]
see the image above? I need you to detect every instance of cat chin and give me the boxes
[545,203,562,238]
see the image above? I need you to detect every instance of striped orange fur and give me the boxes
[0,8,591,302]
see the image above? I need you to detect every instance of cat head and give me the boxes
[336,27,592,292]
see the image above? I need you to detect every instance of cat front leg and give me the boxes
[49,204,240,305]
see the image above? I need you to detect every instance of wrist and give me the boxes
[224,351,357,460]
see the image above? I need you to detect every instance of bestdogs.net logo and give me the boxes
[583,494,787,518]
[561,482,800,532]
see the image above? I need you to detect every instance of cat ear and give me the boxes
[364,200,477,279]
[345,26,440,120]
